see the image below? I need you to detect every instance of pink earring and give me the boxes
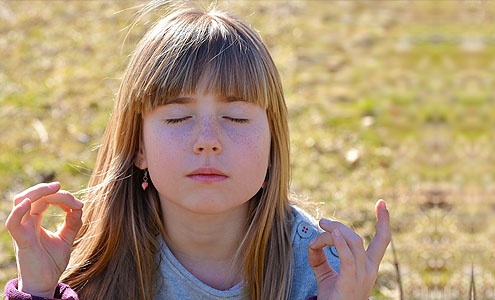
[142,170,149,191]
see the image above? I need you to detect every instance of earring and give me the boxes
[142,170,149,191]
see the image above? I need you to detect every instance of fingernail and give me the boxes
[376,199,388,212]
[20,198,31,207]
[320,218,332,227]
[48,182,60,188]
[333,229,341,238]
[74,200,84,209]
[379,199,387,208]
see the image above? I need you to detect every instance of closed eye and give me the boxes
[165,116,192,124]
[223,117,249,124]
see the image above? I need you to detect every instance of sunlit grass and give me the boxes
[1,1,494,298]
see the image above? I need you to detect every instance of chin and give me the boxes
[184,199,249,216]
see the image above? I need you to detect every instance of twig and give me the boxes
[468,263,476,300]
[390,236,404,300]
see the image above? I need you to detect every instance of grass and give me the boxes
[1,1,494,299]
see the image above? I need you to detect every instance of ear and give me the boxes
[134,137,148,170]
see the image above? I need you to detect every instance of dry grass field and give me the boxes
[1,1,495,299]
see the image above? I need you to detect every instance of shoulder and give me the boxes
[290,205,325,244]
[290,205,340,270]
[288,206,341,300]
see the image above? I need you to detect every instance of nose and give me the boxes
[193,117,222,154]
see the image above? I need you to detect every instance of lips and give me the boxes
[187,167,228,182]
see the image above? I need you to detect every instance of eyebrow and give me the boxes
[164,96,194,105]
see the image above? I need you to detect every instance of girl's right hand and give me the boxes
[5,182,83,298]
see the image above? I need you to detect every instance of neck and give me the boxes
[160,201,249,290]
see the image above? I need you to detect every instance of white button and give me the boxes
[297,221,314,238]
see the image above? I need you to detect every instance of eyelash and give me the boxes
[165,117,249,124]
[165,117,191,124]
[223,117,249,124]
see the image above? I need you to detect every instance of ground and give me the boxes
[1,1,494,299]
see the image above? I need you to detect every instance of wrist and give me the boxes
[19,279,56,299]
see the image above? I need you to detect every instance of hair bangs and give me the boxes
[136,10,271,112]
[197,35,271,109]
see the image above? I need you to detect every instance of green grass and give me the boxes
[1,1,494,299]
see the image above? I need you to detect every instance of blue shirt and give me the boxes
[153,206,341,299]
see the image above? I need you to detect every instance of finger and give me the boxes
[308,232,338,282]
[331,229,356,279]
[366,199,391,267]
[5,199,40,249]
[309,231,334,252]
[319,219,366,268]
[5,198,32,234]
[13,182,61,206]
[58,208,83,246]
[30,190,83,215]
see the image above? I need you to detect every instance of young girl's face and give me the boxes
[140,92,271,215]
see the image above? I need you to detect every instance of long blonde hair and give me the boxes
[62,4,293,299]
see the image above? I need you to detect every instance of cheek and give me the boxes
[251,130,270,164]
[143,123,191,173]
[230,125,271,176]
[144,119,189,151]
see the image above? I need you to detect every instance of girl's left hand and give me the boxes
[308,199,391,300]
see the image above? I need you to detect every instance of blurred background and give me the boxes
[1,1,494,299]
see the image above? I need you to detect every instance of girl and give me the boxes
[4,3,390,300]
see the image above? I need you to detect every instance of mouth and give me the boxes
[187,167,228,183]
